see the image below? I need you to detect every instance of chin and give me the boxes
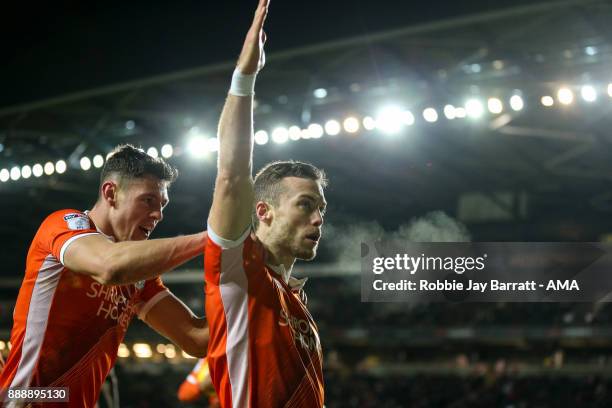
[295,248,317,261]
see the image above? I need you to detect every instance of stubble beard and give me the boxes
[271,221,317,262]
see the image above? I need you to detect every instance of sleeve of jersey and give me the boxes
[43,210,101,265]
[204,224,251,286]
[206,224,251,250]
[134,277,170,320]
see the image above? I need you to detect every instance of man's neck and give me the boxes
[256,231,295,282]
[87,204,115,240]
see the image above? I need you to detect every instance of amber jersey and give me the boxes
[0,209,169,407]
[204,227,324,408]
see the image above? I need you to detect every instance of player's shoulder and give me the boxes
[40,209,92,231]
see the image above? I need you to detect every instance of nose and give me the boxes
[312,209,323,227]
[151,205,164,223]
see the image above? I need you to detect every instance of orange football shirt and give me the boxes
[0,209,169,407]
[204,227,324,408]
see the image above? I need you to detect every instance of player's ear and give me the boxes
[255,201,273,226]
[101,180,119,207]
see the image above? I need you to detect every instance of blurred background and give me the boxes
[3,0,612,406]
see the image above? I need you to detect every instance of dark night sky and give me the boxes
[1,0,540,108]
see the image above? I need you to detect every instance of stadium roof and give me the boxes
[1,0,612,275]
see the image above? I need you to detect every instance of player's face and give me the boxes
[270,177,326,261]
[113,175,169,241]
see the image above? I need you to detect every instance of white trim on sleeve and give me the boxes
[206,224,251,249]
[137,290,170,320]
[59,232,101,265]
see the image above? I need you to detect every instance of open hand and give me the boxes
[237,0,269,75]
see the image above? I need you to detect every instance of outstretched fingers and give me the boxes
[237,0,269,74]
[252,0,269,31]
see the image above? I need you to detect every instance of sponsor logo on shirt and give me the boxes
[279,309,321,353]
[63,213,91,231]
[86,282,138,330]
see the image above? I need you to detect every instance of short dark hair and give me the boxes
[252,160,327,230]
[100,144,177,187]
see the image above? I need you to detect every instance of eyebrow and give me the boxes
[142,193,169,208]
[298,194,327,208]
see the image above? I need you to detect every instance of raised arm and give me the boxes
[208,0,269,241]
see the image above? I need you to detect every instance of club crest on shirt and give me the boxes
[63,213,91,230]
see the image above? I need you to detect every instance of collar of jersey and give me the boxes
[267,262,308,290]
[84,210,116,242]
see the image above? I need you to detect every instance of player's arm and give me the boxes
[63,232,206,285]
[142,293,209,358]
[207,0,268,242]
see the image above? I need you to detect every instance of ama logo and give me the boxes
[546,280,580,291]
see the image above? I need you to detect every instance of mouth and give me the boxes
[305,231,321,244]
[139,226,152,238]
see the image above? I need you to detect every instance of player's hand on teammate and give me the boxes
[237,0,269,75]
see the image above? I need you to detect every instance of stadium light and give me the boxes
[376,106,405,134]
[454,107,466,118]
[272,127,289,144]
[541,96,554,107]
[80,157,91,171]
[307,123,324,139]
[164,344,177,359]
[557,87,574,105]
[443,105,456,120]
[313,88,327,99]
[509,95,524,111]
[93,155,105,168]
[32,164,43,177]
[608,83,612,98]
[21,165,32,179]
[288,126,302,140]
[160,144,173,159]
[580,85,597,102]
[55,160,67,174]
[0,169,9,182]
[146,147,158,158]
[133,343,152,358]
[401,110,415,126]
[422,108,438,123]
[343,117,360,133]
[187,136,208,158]
[10,166,20,181]
[324,120,341,136]
[44,162,55,176]
[118,343,130,358]
[487,98,503,114]
[362,116,376,130]
[254,130,269,145]
[465,99,485,118]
